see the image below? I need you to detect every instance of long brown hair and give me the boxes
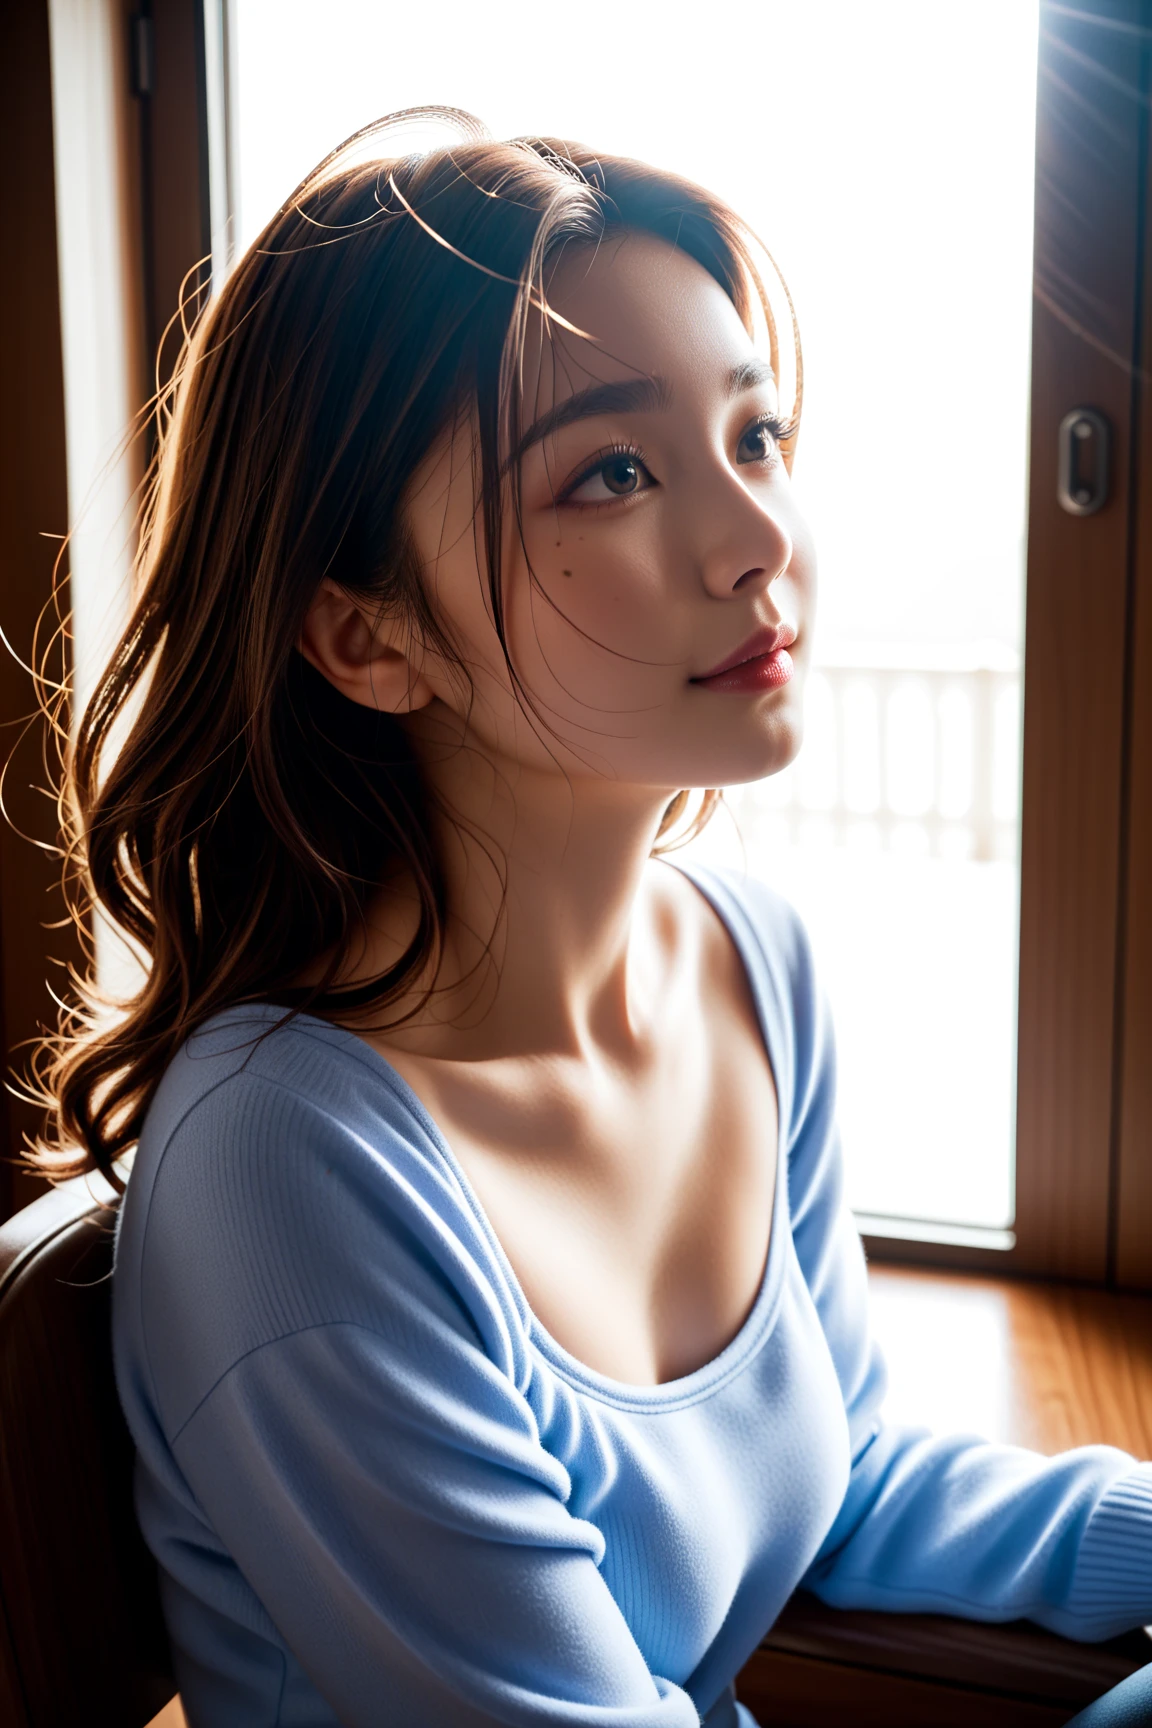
[25,112,801,1186]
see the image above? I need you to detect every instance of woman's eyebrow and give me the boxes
[511,376,672,467]
[727,357,777,396]
[509,357,777,469]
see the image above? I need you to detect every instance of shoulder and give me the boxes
[668,858,835,1135]
[140,1002,407,1138]
[669,859,824,1032]
[113,1005,522,1440]
[127,1004,461,1247]
[675,860,814,973]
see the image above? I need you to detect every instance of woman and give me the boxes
[35,114,1152,1726]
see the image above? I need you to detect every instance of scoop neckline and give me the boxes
[219,858,792,1413]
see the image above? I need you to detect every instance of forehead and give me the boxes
[519,231,760,416]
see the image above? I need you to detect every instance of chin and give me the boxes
[740,735,803,789]
[726,702,805,789]
[672,718,804,795]
[742,705,808,787]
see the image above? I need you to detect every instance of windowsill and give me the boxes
[856,1211,1016,1253]
[740,1264,1152,1725]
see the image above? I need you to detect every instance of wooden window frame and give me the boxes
[1116,1,1152,1289]
[0,0,79,1224]
[4,0,1151,1289]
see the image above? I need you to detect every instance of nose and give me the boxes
[694,466,793,601]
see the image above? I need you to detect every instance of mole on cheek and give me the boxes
[562,569,573,578]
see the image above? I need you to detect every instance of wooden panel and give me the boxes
[0,0,208,1228]
[758,1590,1149,1711]
[145,0,212,387]
[738,1647,1073,1727]
[740,1631,1143,1728]
[0,0,83,1222]
[1012,0,1145,1278]
[1115,23,1152,1290]
[49,0,149,716]
[741,1647,1067,1728]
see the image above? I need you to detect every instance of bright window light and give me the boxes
[232,0,1039,1233]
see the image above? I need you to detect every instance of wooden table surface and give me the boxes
[867,1263,1152,1459]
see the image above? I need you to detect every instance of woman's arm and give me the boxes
[767,883,1152,1640]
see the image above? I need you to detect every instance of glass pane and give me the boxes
[232,0,1038,1235]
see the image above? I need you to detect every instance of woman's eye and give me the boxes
[565,452,651,504]
[737,421,779,464]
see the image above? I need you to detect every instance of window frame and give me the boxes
[862,0,1152,1284]
[0,0,80,1221]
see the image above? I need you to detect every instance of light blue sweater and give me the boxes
[112,861,1152,1728]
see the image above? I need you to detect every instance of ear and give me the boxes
[299,578,436,713]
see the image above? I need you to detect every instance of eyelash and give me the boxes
[556,441,651,509]
[555,412,796,509]
[751,410,798,449]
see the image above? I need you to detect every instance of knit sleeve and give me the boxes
[759,886,1152,1641]
[134,1072,702,1728]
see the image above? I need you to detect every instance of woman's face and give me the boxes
[403,229,816,794]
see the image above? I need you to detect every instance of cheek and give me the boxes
[424,549,497,663]
[518,547,681,718]
[513,516,675,680]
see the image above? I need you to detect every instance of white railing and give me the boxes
[737,646,1021,864]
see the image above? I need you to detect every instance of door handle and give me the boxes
[1057,408,1110,517]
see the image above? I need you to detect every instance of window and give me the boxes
[225,0,1147,1270]
[229,2,1035,1245]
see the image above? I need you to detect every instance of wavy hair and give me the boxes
[23,111,801,1185]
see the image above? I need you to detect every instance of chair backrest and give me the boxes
[0,1176,174,1727]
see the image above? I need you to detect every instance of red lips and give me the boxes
[692,621,798,682]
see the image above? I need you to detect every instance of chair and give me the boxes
[0,1175,175,1727]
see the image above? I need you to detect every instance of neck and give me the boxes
[344,710,690,1065]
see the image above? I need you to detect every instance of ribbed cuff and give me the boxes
[1063,1465,1152,1640]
